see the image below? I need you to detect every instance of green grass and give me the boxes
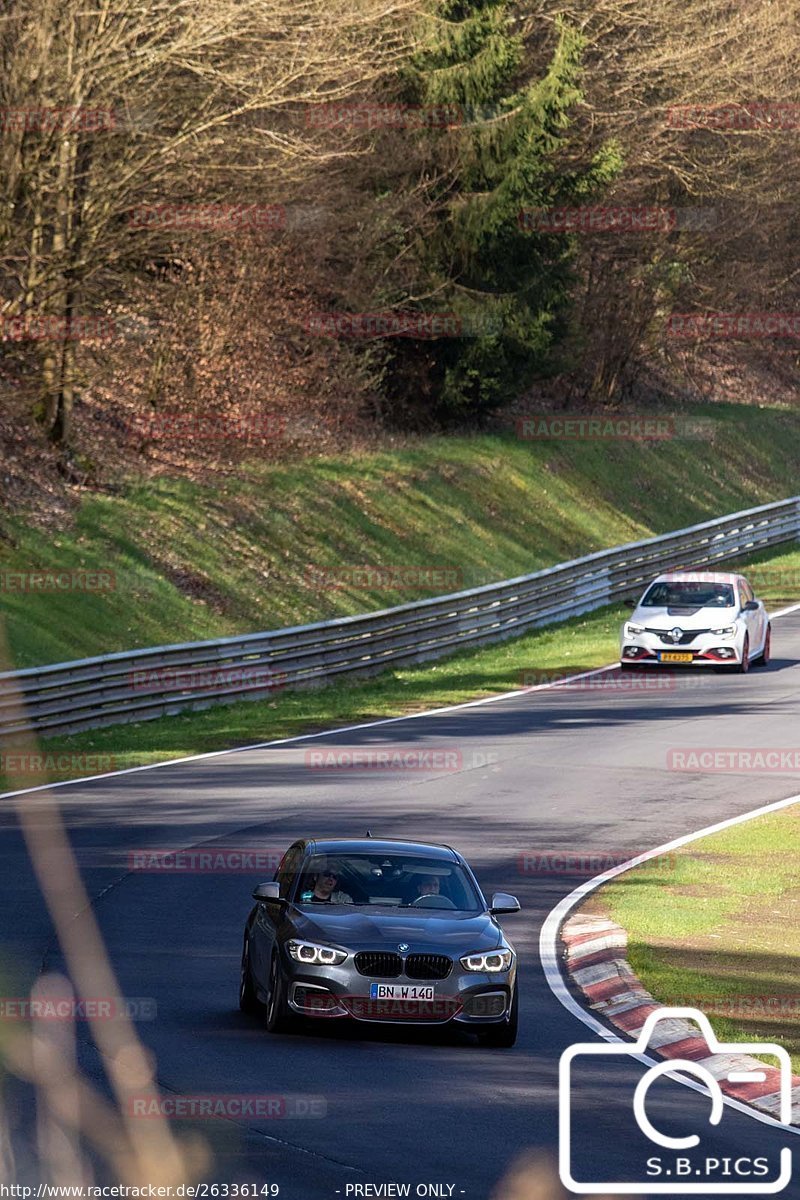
[587,805,800,1072]
[2,400,800,670]
[730,546,800,607]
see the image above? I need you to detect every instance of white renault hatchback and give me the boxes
[620,571,771,674]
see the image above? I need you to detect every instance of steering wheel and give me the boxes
[410,894,457,910]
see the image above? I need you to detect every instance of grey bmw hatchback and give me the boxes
[239,837,521,1046]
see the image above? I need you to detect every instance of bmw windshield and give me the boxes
[294,852,484,912]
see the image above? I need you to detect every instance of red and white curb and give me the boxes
[562,913,800,1125]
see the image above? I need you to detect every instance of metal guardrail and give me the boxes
[1,497,798,737]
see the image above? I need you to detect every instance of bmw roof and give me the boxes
[305,838,460,861]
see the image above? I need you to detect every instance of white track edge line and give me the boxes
[2,596,800,1126]
[2,599,799,803]
[540,788,800,1137]
[1,665,624,801]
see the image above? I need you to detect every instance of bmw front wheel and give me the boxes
[265,951,293,1034]
[239,933,260,1014]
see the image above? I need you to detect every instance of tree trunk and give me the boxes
[49,319,76,446]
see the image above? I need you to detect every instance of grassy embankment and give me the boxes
[1,402,799,788]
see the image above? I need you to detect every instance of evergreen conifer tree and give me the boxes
[390,1,622,419]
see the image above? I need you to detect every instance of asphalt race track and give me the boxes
[3,608,800,1199]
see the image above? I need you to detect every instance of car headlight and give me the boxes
[711,626,736,636]
[460,949,513,973]
[625,623,645,636]
[287,940,347,966]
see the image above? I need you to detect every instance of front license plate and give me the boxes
[369,984,435,1001]
[659,652,693,663]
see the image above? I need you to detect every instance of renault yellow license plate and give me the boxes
[659,652,693,663]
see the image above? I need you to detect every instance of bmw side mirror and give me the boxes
[489,892,520,915]
[743,600,759,612]
[252,881,281,902]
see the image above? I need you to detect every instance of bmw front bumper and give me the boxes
[284,958,516,1027]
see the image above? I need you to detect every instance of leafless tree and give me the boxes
[0,0,421,445]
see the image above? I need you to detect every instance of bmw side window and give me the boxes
[276,844,303,899]
[273,848,288,883]
[740,581,753,607]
